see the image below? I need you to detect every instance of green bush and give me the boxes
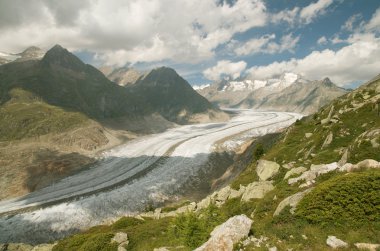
[296,170,380,228]
[112,217,143,230]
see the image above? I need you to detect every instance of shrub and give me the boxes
[296,170,380,228]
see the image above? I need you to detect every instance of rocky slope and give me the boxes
[100,66,142,86]
[48,74,379,250]
[198,73,347,114]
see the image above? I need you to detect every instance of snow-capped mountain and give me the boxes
[0,46,45,65]
[197,73,347,114]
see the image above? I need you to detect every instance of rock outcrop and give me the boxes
[195,215,252,251]
[241,181,274,201]
[256,160,280,181]
[111,232,129,251]
[273,188,313,216]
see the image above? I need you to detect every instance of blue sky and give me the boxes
[1,0,380,87]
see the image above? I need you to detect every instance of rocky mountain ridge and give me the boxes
[0,46,45,65]
[197,73,347,114]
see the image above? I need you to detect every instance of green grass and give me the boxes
[0,88,89,141]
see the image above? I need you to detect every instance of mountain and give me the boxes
[238,77,347,114]
[128,67,229,124]
[0,46,45,65]
[100,66,142,86]
[197,73,303,108]
[197,73,347,114]
[50,74,380,251]
[0,45,228,199]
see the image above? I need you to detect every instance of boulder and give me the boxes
[6,243,34,251]
[321,132,333,149]
[196,196,211,211]
[339,159,380,172]
[256,160,280,181]
[284,167,307,180]
[111,232,129,251]
[195,215,253,251]
[241,181,274,202]
[305,133,313,138]
[31,244,56,251]
[288,162,339,186]
[326,236,348,249]
[273,188,313,216]
[153,248,170,251]
[228,186,245,199]
[354,243,380,251]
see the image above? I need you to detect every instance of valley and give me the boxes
[0,110,300,244]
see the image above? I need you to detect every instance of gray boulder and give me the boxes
[256,160,280,181]
[326,236,348,249]
[195,215,252,251]
[273,188,313,216]
[284,167,307,180]
[241,181,274,202]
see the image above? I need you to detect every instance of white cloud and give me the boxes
[342,13,362,31]
[317,36,327,45]
[300,0,333,24]
[365,8,380,32]
[233,33,299,56]
[0,0,268,66]
[234,34,275,56]
[247,35,380,86]
[203,60,247,81]
[273,0,334,26]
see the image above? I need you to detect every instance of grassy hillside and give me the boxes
[0,88,89,141]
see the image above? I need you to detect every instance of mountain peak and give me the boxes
[321,77,334,87]
[41,45,85,70]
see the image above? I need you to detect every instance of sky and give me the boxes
[0,0,380,87]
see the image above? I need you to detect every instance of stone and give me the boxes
[6,243,34,251]
[196,196,211,211]
[256,160,280,181]
[326,236,348,249]
[284,167,307,180]
[305,133,313,138]
[302,235,308,240]
[195,215,253,251]
[354,243,380,251]
[288,162,339,186]
[154,208,162,219]
[338,148,349,165]
[31,244,56,251]
[321,132,333,149]
[241,181,274,202]
[269,247,278,251]
[273,188,313,216]
[215,186,232,205]
[153,248,170,251]
[112,232,129,251]
[340,159,380,172]
[228,186,245,199]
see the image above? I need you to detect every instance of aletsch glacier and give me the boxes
[0,110,301,243]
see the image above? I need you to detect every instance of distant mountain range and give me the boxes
[196,73,347,114]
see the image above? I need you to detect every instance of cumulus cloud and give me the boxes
[0,0,268,66]
[233,33,299,56]
[203,60,247,81]
[247,35,380,86]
